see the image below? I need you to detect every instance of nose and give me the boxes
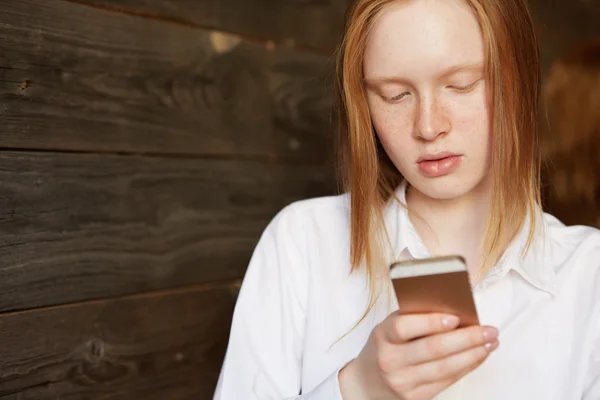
[413,94,451,141]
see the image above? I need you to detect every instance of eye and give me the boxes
[448,79,481,93]
[388,92,410,102]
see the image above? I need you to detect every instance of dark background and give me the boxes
[0,0,598,398]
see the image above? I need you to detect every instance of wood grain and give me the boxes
[528,0,600,75]
[0,150,333,313]
[0,282,237,399]
[75,0,347,53]
[0,0,334,161]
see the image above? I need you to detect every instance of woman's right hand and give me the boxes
[338,312,499,400]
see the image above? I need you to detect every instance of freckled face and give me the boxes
[364,0,492,200]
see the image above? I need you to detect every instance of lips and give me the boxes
[417,151,460,163]
[417,153,462,177]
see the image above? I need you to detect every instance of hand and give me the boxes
[338,312,499,400]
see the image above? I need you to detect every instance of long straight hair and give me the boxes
[335,0,542,322]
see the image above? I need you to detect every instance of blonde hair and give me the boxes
[335,0,541,323]
[543,41,600,205]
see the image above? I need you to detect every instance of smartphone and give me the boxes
[390,255,480,328]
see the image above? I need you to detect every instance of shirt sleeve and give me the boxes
[583,315,600,398]
[213,204,345,400]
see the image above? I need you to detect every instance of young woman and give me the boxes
[214,0,600,399]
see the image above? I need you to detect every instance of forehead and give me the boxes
[364,0,484,79]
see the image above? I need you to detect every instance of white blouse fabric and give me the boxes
[214,183,600,399]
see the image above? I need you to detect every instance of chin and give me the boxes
[405,173,483,201]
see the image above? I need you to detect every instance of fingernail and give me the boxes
[441,315,460,329]
[482,327,499,342]
[484,340,499,352]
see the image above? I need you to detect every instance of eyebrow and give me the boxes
[363,62,484,87]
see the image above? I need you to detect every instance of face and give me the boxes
[363,0,491,200]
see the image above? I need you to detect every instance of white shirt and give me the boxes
[214,183,600,399]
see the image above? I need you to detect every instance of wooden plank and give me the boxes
[76,0,347,53]
[0,0,333,161]
[0,150,334,312]
[0,282,237,399]
[528,0,600,75]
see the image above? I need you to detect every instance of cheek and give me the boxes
[461,109,492,170]
[368,101,413,149]
[454,101,491,145]
[453,94,489,124]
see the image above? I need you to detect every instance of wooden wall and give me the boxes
[529,0,600,225]
[528,0,600,76]
[0,0,344,398]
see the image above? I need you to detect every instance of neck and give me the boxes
[406,180,491,280]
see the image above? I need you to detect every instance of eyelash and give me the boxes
[390,92,410,102]
[385,79,481,102]
[449,79,480,92]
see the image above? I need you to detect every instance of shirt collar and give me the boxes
[489,209,557,295]
[384,180,557,296]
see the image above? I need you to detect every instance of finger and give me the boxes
[382,312,461,344]
[401,325,499,365]
[407,340,499,388]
